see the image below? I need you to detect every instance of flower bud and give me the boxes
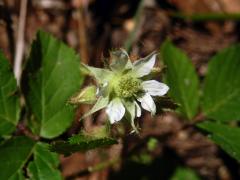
[69,85,97,104]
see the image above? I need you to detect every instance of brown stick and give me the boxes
[66,157,120,180]
[14,0,28,85]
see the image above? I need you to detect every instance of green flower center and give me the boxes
[115,75,142,98]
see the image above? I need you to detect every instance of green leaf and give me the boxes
[27,143,62,180]
[22,30,83,138]
[161,40,199,119]
[8,170,25,180]
[0,136,36,179]
[0,51,20,136]
[171,167,200,180]
[50,134,118,156]
[202,44,240,121]
[198,121,240,161]
[0,137,61,179]
[131,153,153,165]
[147,137,158,151]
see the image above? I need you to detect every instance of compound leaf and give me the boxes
[0,136,36,179]
[0,51,20,136]
[202,44,240,121]
[22,30,83,138]
[27,143,62,180]
[198,121,240,161]
[161,40,199,119]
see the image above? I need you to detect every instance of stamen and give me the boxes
[115,75,142,98]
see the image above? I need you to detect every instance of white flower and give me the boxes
[81,49,169,131]
[106,98,125,124]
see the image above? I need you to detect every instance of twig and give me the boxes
[66,157,120,179]
[64,135,155,179]
[14,0,28,85]
[169,12,240,21]
[74,2,89,64]
[17,123,40,141]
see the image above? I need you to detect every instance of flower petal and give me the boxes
[106,98,125,124]
[142,80,169,96]
[132,53,156,77]
[134,101,141,117]
[137,93,156,115]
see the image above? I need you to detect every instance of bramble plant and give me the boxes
[0,31,240,179]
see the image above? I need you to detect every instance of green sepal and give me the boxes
[123,100,139,133]
[81,63,114,84]
[110,48,132,72]
[81,96,109,120]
